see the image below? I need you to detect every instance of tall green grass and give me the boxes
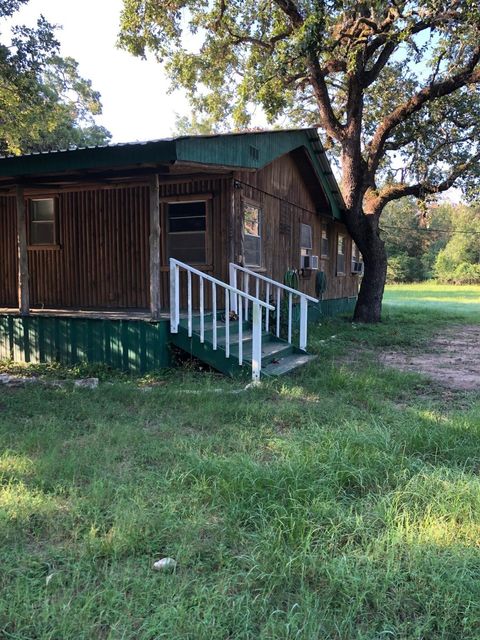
[0,285,479,639]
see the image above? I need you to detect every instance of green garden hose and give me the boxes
[315,270,327,300]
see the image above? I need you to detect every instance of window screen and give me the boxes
[300,223,312,249]
[337,234,346,274]
[243,202,262,267]
[351,242,363,272]
[30,198,56,245]
[167,201,207,264]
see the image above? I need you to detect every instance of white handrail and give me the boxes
[229,263,318,351]
[169,258,274,381]
[230,263,319,303]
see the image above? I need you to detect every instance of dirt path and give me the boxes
[380,325,480,391]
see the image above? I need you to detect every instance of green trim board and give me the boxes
[0,299,355,375]
[308,296,357,321]
[0,314,171,373]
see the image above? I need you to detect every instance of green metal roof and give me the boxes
[0,128,344,219]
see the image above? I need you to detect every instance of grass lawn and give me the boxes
[1,284,479,639]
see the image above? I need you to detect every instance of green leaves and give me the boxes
[0,5,110,155]
[118,1,479,206]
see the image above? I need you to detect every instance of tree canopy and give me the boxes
[0,0,110,155]
[119,0,480,321]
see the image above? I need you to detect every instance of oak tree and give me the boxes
[119,0,480,321]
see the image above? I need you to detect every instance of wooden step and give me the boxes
[228,337,293,365]
[171,320,315,378]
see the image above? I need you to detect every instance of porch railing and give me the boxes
[229,263,318,351]
[169,258,274,381]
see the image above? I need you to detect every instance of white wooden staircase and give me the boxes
[169,260,318,380]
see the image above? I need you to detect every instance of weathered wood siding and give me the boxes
[26,186,150,309]
[0,196,17,307]
[0,157,356,313]
[234,152,359,300]
[0,178,233,312]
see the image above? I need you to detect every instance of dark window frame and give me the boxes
[242,199,263,268]
[163,196,212,267]
[28,197,60,250]
[336,233,346,276]
[351,242,363,274]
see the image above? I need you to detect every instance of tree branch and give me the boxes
[368,152,480,213]
[367,47,480,178]
[307,55,345,140]
[272,0,304,27]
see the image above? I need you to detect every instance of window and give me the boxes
[351,242,363,274]
[300,223,313,267]
[243,201,262,267]
[30,198,56,246]
[321,226,329,258]
[167,200,207,264]
[300,223,312,252]
[336,233,346,275]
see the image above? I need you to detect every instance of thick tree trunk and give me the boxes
[353,241,387,322]
[344,209,388,323]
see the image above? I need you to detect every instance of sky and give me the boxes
[4,0,190,143]
[0,1,464,203]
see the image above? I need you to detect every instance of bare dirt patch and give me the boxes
[380,325,480,391]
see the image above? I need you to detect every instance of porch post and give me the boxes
[149,174,161,320]
[15,185,29,315]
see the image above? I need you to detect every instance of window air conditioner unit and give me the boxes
[352,262,364,275]
[301,255,319,270]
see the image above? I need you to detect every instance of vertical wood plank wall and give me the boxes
[0,161,357,312]
[28,186,151,309]
[234,153,360,300]
[0,196,18,306]
[0,177,233,311]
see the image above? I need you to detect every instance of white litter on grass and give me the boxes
[318,335,337,344]
[153,557,177,572]
[45,572,57,586]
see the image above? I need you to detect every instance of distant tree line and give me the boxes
[382,200,480,284]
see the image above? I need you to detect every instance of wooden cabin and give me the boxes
[0,129,361,375]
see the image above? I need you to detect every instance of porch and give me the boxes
[0,261,321,377]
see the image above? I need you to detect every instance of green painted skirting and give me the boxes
[308,296,357,321]
[0,315,171,373]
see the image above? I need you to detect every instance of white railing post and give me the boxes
[265,282,270,332]
[212,282,217,350]
[287,292,293,344]
[251,301,262,382]
[276,287,281,338]
[187,270,192,337]
[225,289,230,358]
[170,259,179,333]
[229,263,238,314]
[244,273,249,321]
[199,276,205,343]
[238,301,243,366]
[299,297,308,351]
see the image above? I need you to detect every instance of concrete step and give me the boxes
[262,353,317,376]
